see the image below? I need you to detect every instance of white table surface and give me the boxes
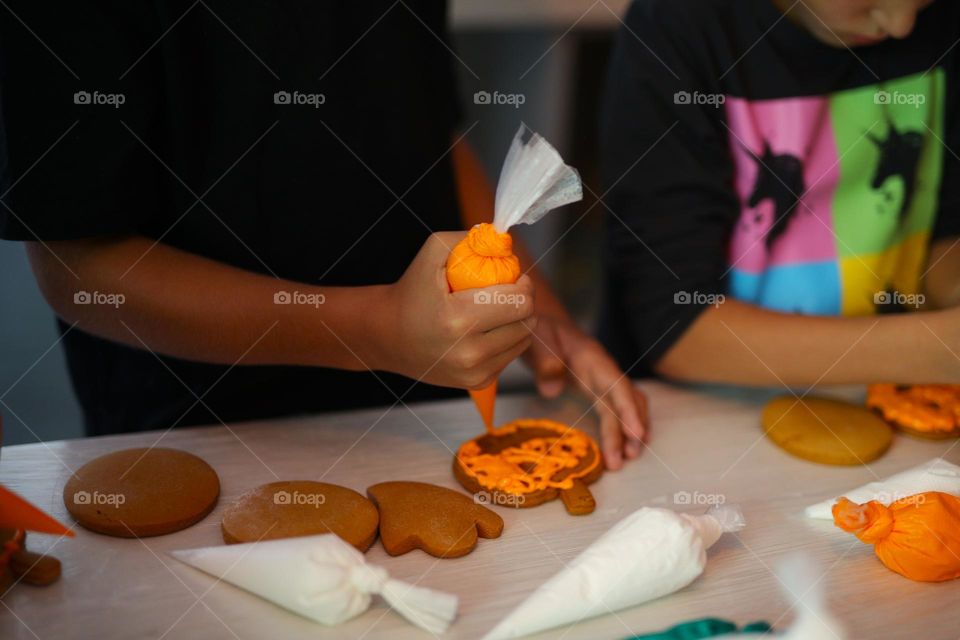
[2,381,959,640]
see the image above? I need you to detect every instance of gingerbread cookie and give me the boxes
[762,396,893,465]
[366,481,503,558]
[221,481,378,551]
[63,448,220,537]
[866,384,960,439]
[453,418,603,515]
[1,530,62,588]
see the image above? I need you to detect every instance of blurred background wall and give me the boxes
[0,0,630,445]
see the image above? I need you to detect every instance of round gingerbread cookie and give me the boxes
[762,396,893,465]
[63,448,220,537]
[453,418,603,515]
[866,384,960,439]
[221,481,378,551]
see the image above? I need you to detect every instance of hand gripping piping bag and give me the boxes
[171,533,458,633]
[446,125,582,431]
[481,505,745,640]
[832,491,960,582]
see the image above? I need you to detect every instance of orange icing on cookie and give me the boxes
[456,419,601,495]
[866,384,960,433]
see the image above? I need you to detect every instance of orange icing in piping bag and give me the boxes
[446,224,520,432]
[446,126,581,432]
[832,491,960,582]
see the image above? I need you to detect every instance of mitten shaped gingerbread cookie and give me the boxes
[367,482,503,558]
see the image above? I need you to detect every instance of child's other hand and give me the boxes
[523,316,648,470]
[383,232,536,390]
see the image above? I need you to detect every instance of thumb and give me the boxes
[526,321,567,398]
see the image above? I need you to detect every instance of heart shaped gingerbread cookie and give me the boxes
[367,481,503,558]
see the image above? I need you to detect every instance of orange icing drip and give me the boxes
[866,384,960,433]
[457,419,601,495]
[0,530,24,570]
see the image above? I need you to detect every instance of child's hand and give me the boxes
[382,232,536,390]
[523,316,648,470]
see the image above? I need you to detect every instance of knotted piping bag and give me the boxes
[171,533,458,633]
[833,491,960,582]
[446,125,582,430]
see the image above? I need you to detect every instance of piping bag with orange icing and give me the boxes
[446,125,582,431]
[832,491,960,582]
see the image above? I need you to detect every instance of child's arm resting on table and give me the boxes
[602,0,960,388]
[655,297,960,385]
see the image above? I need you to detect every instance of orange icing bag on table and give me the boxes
[832,491,960,582]
[446,126,582,431]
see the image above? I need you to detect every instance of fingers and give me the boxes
[606,378,646,459]
[450,275,535,331]
[525,320,567,398]
[480,318,536,356]
[634,386,650,443]
[466,335,534,390]
[424,232,469,293]
[597,401,624,470]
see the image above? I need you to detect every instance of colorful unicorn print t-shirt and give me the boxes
[599,0,960,373]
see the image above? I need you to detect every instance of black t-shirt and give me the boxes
[0,1,464,435]
[599,0,960,375]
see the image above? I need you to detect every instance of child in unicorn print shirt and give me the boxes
[599,0,960,386]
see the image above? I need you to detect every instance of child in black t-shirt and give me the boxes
[600,0,960,385]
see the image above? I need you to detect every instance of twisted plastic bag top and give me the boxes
[492,125,582,233]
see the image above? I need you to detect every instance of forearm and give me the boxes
[924,236,960,309]
[27,236,393,370]
[656,298,953,386]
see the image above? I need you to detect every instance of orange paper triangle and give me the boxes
[0,485,74,536]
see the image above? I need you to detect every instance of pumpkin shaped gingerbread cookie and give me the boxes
[453,418,603,515]
[866,384,960,439]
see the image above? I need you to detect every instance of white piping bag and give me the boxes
[482,505,745,640]
[171,534,457,634]
[805,457,960,519]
